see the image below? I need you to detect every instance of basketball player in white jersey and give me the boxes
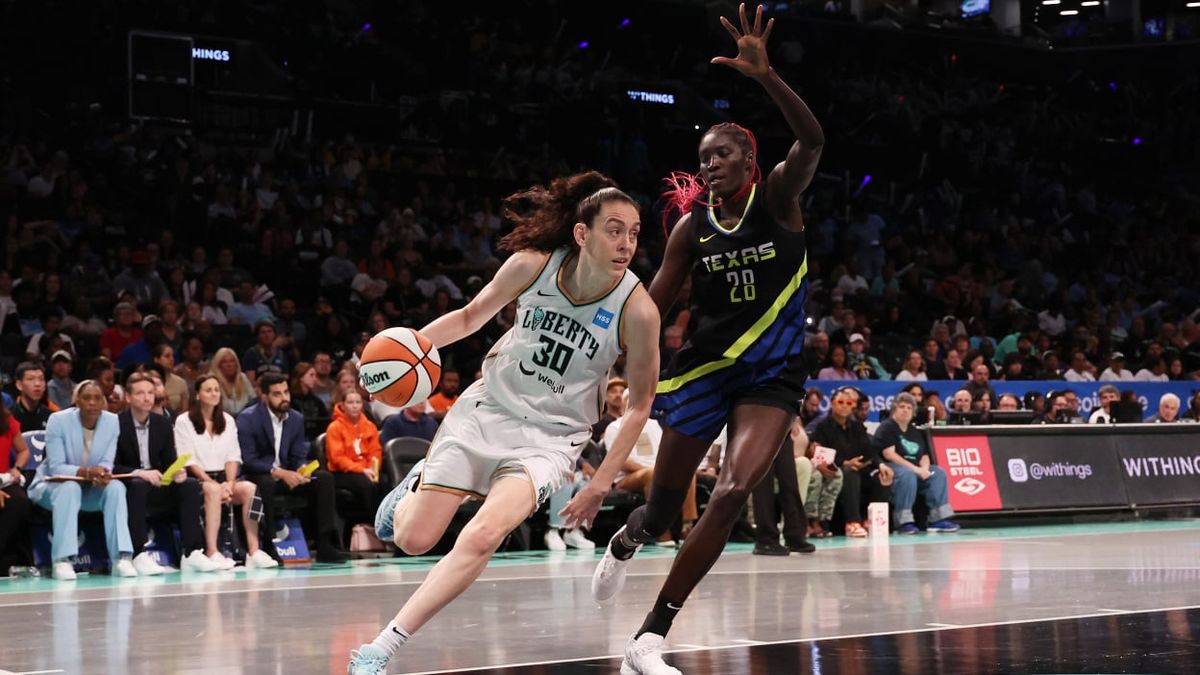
[350,171,660,674]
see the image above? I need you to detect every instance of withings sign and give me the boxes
[192,47,231,62]
[626,90,675,105]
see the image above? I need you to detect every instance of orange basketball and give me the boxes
[358,327,442,408]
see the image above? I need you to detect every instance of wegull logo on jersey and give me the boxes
[592,308,614,330]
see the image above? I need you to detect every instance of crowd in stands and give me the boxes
[2,1,1200,574]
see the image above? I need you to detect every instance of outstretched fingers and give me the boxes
[720,15,741,42]
[753,3,763,35]
[739,3,752,36]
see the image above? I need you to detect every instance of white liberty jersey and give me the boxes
[483,247,642,434]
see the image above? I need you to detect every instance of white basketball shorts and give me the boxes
[419,380,589,512]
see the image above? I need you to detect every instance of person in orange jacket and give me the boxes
[325,390,383,525]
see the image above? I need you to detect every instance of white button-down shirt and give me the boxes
[271,410,288,469]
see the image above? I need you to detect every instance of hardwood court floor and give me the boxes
[2,520,1199,674]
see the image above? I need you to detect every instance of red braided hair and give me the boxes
[660,123,761,233]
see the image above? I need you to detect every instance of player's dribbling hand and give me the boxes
[711,3,774,80]
[558,483,609,530]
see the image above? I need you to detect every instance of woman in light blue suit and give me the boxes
[28,380,136,580]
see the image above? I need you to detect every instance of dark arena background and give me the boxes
[1,1,1200,673]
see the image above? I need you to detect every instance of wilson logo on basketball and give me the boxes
[361,370,391,387]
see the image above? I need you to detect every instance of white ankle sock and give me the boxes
[370,620,410,657]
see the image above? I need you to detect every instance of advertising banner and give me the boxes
[810,380,1195,422]
[987,436,1128,509]
[1116,434,1200,506]
[931,435,1003,512]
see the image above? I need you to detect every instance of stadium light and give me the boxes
[1061,9,1079,14]
[1081,1,1100,5]
[1041,0,1061,5]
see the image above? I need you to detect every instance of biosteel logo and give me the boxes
[932,435,1003,511]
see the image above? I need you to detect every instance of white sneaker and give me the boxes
[208,552,236,570]
[53,561,77,581]
[562,528,595,550]
[544,529,567,551]
[182,549,219,573]
[246,549,279,569]
[620,632,681,675]
[592,526,641,605]
[132,551,167,576]
[114,558,139,578]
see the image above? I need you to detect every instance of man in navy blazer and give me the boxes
[114,372,204,574]
[238,372,345,563]
[28,381,137,580]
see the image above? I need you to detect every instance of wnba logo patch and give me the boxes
[592,308,614,329]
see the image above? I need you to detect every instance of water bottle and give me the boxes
[927,406,937,428]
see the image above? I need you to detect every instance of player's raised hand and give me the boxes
[711,3,774,80]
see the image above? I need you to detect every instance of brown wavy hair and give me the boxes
[188,374,226,435]
[498,171,636,253]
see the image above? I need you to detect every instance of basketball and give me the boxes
[358,327,442,408]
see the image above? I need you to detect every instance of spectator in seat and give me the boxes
[606,395,698,544]
[99,302,143,360]
[11,361,55,432]
[1146,393,1181,423]
[1181,392,1200,423]
[1135,355,1169,382]
[113,250,169,311]
[1064,350,1097,382]
[0,402,33,574]
[965,363,997,408]
[875,393,958,534]
[1040,391,1071,424]
[1088,384,1120,424]
[325,390,383,527]
[816,344,856,381]
[179,374,273,570]
[591,377,627,443]
[802,332,830,380]
[238,372,346,563]
[227,281,274,327]
[113,372,203,576]
[808,387,890,538]
[311,351,337,407]
[800,387,825,428]
[28,380,138,580]
[209,348,255,416]
[425,370,461,422]
[847,332,889,380]
[290,362,330,441]
[46,350,77,411]
[87,357,126,415]
[928,347,967,380]
[1099,352,1134,381]
[376,394,435,441]
[153,343,190,415]
[242,319,290,388]
[950,389,974,414]
[894,351,927,382]
[997,393,1021,411]
[115,314,166,370]
[174,333,208,391]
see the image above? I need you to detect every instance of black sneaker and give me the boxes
[752,541,790,556]
[316,544,348,564]
[786,540,816,554]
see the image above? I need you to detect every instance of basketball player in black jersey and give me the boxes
[592,5,826,673]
